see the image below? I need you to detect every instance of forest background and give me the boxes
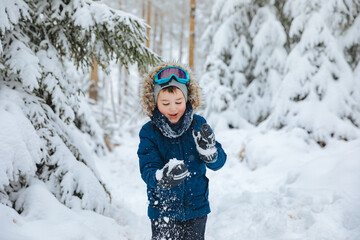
[1,0,360,239]
[96,0,360,149]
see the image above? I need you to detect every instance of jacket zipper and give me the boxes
[179,135,186,220]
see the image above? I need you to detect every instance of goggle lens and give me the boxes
[157,67,187,80]
[154,67,190,85]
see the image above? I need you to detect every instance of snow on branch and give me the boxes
[0,0,159,215]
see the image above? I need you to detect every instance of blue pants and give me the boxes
[151,215,207,240]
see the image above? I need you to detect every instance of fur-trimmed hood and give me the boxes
[140,62,202,117]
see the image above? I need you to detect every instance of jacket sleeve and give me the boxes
[137,125,163,189]
[206,141,226,171]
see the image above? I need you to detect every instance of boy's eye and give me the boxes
[176,102,182,104]
[162,103,169,106]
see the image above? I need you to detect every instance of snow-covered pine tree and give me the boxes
[330,0,360,106]
[331,0,360,71]
[265,0,360,146]
[201,0,286,127]
[0,0,159,214]
[200,0,255,128]
[236,3,287,125]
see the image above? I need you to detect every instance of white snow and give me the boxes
[0,90,40,191]
[101,127,359,239]
[0,111,359,240]
[155,158,185,181]
[0,180,130,240]
[1,0,360,239]
[1,93,359,239]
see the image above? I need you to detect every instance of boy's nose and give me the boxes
[169,104,176,112]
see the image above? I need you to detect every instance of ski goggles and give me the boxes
[153,66,190,85]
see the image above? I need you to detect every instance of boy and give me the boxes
[137,62,227,240]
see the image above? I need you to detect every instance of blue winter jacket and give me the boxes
[137,114,226,221]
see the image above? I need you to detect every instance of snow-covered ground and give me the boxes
[1,126,360,240]
[99,127,360,239]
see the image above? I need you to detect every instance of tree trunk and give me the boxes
[189,0,196,69]
[118,65,122,105]
[89,58,98,102]
[142,0,146,19]
[104,134,112,152]
[110,75,117,123]
[152,9,158,52]
[159,13,163,56]
[179,3,186,61]
[169,23,173,60]
[146,0,152,48]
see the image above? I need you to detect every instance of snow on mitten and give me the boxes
[156,159,189,189]
[193,123,218,163]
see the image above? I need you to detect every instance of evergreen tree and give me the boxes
[0,0,159,214]
[200,0,286,127]
[200,0,255,128]
[236,3,287,125]
[330,0,360,71]
[330,0,360,106]
[266,0,360,145]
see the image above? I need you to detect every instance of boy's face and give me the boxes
[157,87,186,124]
